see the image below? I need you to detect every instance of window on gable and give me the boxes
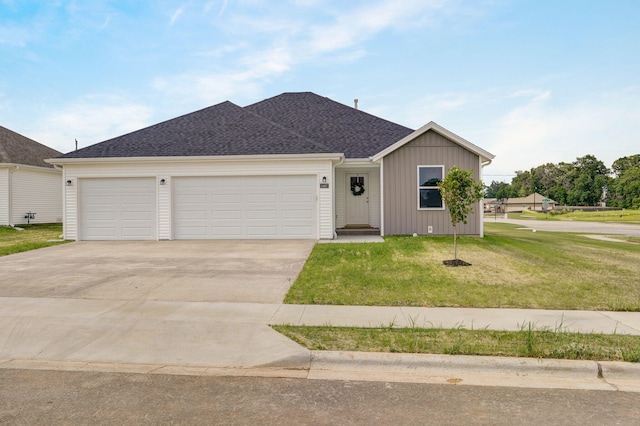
[418,166,444,209]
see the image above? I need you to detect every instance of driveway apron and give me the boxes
[0,241,315,369]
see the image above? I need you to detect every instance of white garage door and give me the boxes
[79,178,157,240]
[173,175,317,239]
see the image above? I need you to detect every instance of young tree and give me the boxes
[438,166,484,264]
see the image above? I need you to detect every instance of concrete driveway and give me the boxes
[0,240,315,370]
[0,240,315,303]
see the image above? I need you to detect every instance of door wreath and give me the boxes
[350,181,365,196]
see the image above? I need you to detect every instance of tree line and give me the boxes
[485,154,640,209]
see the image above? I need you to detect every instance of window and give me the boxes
[418,166,444,209]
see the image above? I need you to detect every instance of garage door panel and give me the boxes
[283,226,314,236]
[212,226,243,236]
[247,226,277,236]
[283,209,314,219]
[80,178,156,241]
[173,175,316,239]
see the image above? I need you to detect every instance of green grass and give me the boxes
[273,324,640,362]
[0,224,67,256]
[284,223,640,310]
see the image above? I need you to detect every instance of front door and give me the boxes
[346,173,369,226]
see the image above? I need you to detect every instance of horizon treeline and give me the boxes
[485,154,640,209]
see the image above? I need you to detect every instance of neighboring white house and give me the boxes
[49,92,494,241]
[0,125,62,226]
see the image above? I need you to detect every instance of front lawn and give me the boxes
[0,224,67,257]
[285,223,640,311]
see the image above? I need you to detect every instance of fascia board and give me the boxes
[0,163,61,173]
[46,153,345,165]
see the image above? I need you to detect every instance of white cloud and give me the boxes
[484,88,640,181]
[305,0,448,54]
[152,0,453,103]
[170,6,185,25]
[28,95,153,153]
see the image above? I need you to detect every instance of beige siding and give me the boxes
[62,158,334,240]
[383,130,481,235]
[0,168,8,225]
[11,168,62,225]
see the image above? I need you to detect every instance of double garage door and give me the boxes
[79,175,317,240]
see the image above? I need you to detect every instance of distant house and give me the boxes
[486,193,557,213]
[0,125,62,226]
[49,92,495,241]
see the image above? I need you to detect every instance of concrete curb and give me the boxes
[3,353,640,392]
[307,351,639,391]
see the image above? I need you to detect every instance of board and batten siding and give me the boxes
[62,158,334,241]
[383,130,481,236]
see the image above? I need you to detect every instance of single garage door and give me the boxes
[173,175,317,239]
[79,178,157,240]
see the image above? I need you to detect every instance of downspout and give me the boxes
[479,158,493,238]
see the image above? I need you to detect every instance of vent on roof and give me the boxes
[354,99,359,109]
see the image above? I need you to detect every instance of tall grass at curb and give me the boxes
[273,324,640,362]
[285,223,640,311]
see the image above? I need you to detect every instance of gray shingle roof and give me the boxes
[246,92,414,158]
[0,125,61,168]
[57,93,414,160]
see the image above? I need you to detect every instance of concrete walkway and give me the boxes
[269,305,640,335]
[2,300,640,391]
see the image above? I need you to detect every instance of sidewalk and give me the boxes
[269,305,640,335]
[3,301,639,392]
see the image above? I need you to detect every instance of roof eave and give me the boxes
[0,162,61,172]
[46,152,345,165]
[371,121,495,162]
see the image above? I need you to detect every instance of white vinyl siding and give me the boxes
[79,177,157,240]
[173,175,316,239]
[61,157,334,241]
[0,167,62,226]
[0,168,8,225]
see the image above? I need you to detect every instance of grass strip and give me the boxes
[0,224,67,257]
[273,325,640,362]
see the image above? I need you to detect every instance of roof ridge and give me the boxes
[242,106,335,154]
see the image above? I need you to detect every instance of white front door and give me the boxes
[345,173,369,226]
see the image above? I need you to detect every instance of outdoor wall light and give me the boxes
[322,176,327,183]
[159,178,166,185]
[66,179,73,186]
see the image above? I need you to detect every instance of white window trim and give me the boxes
[417,165,445,211]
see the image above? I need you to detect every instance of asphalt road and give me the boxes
[490,217,640,236]
[1,369,638,425]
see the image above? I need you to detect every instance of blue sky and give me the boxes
[1,0,639,183]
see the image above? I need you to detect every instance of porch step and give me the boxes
[336,227,381,236]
